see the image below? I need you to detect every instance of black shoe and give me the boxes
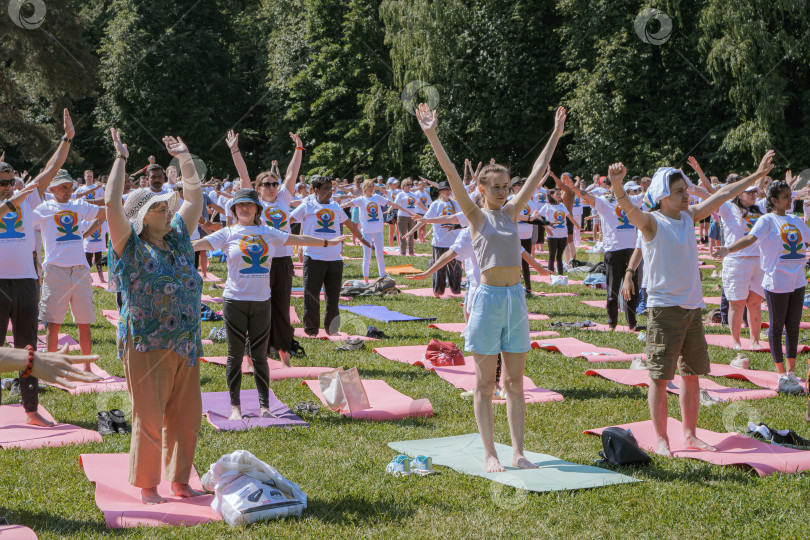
[366,326,389,339]
[109,409,130,433]
[633,325,646,332]
[97,411,116,436]
[290,338,306,357]
[335,338,365,351]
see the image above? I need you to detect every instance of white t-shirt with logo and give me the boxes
[261,190,294,257]
[534,188,549,206]
[351,195,387,234]
[572,194,584,217]
[507,195,536,240]
[414,190,432,215]
[32,199,99,267]
[75,184,105,202]
[423,199,460,248]
[749,213,810,293]
[393,191,419,215]
[537,202,570,239]
[82,220,108,254]
[0,189,42,279]
[592,196,637,251]
[205,224,289,301]
[289,197,348,261]
[717,202,761,258]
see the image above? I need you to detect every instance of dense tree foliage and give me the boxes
[1,0,808,179]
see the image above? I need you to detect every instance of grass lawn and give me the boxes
[3,239,810,539]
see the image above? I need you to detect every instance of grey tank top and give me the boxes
[472,208,522,273]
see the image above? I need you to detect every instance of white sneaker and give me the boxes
[637,331,646,342]
[730,353,749,370]
[777,375,803,395]
[630,357,646,370]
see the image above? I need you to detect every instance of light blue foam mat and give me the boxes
[389,433,640,492]
[339,304,437,323]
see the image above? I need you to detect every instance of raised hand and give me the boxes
[226,130,239,152]
[786,170,793,184]
[272,160,278,167]
[607,162,627,187]
[553,106,567,136]
[64,108,75,139]
[109,128,129,159]
[163,136,190,157]
[290,132,304,149]
[416,103,437,132]
[686,156,703,174]
[757,150,775,175]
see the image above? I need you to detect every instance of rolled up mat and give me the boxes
[7,334,79,351]
[290,306,300,325]
[428,322,559,339]
[302,379,433,420]
[201,389,308,431]
[48,363,127,394]
[400,287,464,299]
[434,364,563,404]
[339,304,436,323]
[698,264,716,269]
[0,404,102,450]
[584,368,778,401]
[580,300,606,308]
[293,328,377,342]
[708,363,805,392]
[389,434,638,492]
[703,334,810,353]
[532,337,646,362]
[385,264,423,275]
[584,418,810,477]
[79,453,218,528]
[0,525,38,539]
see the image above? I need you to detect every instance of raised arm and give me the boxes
[686,156,716,195]
[612,163,656,239]
[32,108,75,199]
[167,136,204,235]
[226,130,251,185]
[688,150,774,223]
[284,133,304,195]
[549,169,574,214]
[105,128,132,256]
[406,249,458,280]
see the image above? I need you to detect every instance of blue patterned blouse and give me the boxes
[108,214,203,366]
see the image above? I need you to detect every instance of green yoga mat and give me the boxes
[388,434,639,492]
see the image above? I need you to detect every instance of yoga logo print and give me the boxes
[537,192,547,204]
[553,210,565,228]
[0,210,24,239]
[614,204,633,229]
[440,205,455,230]
[88,228,102,243]
[238,235,270,275]
[366,202,380,222]
[743,214,758,232]
[54,210,80,241]
[315,209,336,233]
[264,207,287,229]
[406,197,415,209]
[779,223,804,260]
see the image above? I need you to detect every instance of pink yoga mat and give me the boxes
[199,272,222,282]
[434,363,564,404]
[102,309,119,326]
[528,312,550,320]
[0,525,38,539]
[400,288,464,299]
[7,334,79,352]
[302,379,433,420]
[531,275,584,285]
[708,363,806,392]
[373,345,435,370]
[293,328,377,342]
[201,356,333,380]
[531,337,646,362]
[580,300,606,309]
[200,294,222,304]
[530,291,579,297]
[49,363,127,394]
[584,418,810,476]
[290,306,300,325]
[427,322,559,339]
[0,404,102,449]
[201,355,254,374]
[80,453,218,528]
[703,334,810,353]
[584,368,778,401]
[382,247,431,257]
[7,322,45,334]
[90,271,110,289]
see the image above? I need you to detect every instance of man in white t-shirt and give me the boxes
[0,108,75,427]
[290,176,368,336]
[74,170,105,203]
[33,170,105,367]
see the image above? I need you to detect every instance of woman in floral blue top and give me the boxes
[105,128,205,505]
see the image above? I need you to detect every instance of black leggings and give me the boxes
[547,237,567,274]
[223,299,271,407]
[269,256,294,352]
[520,238,533,290]
[764,286,805,364]
[85,252,103,271]
[604,248,639,328]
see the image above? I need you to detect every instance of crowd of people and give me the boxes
[1,104,809,500]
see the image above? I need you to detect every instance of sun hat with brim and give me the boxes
[744,185,759,193]
[123,188,179,236]
[437,181,451,191]
[229,188,263,215]
[49,169,75,188]
[624,181,641,191]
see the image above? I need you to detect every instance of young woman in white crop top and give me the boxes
[417,102,566,473]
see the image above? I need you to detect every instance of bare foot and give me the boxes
[513,455,538,469]
[26,411,54,427]
[485,455,506,473]
[684,436,717,452]
[141,487,166,505]
[229,406,242,421]
[83,363,93,372]
[170,482,205,498]
[656,438,671,457]
[433,292,443,298]
[279,350,291,368]
[260,407,277,418]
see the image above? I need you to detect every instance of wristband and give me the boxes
[5,200,17,213]
[296,147,305,152]
[616,193,627,200]
[61,136,72,143]
[116,154,127,161]
[625,268,635,275]
[230,148,239,154]
[21,345,34,378]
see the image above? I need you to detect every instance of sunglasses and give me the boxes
[261,182,280,188]
[0,179,15,187]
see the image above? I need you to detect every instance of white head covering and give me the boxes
[123,188,179,235]
[644,167,689,208]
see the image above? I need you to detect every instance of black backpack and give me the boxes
[599,427,651,466]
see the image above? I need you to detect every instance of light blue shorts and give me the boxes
[463,283,530,355]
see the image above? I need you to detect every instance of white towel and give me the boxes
[644,167,690,208]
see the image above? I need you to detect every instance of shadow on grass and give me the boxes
[554,387,648,401]
[595,459,759,485]
[1,508,112,536]
[306,495,416,525]
[305,412,437,429]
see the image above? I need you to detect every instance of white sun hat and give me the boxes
[123,187,179,235]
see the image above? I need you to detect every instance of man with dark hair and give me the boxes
[290,176,369,336]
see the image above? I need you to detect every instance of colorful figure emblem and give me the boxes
[0,210,24,239]
[54,210,80,241]
[780,223,805,260]
[615,204,633,229]
[264,207,287,229]
[366,202,380,222]
[553,210,565,228]
[239,235,270,274]
[315,208,336,233]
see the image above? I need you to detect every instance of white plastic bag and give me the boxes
[550,275,569,286]
[201,450,307,527]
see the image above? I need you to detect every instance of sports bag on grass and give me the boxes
[424,338,465,367]
[318,367,370,413]
[599,427,651,466]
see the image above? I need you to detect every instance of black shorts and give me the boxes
[566,218,575,235]
[291,223,301,235]
[699,216,710,224]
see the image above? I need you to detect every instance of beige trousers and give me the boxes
[123,343,202,488]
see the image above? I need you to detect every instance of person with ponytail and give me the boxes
[416,101,566,473]
[713,180,810,395]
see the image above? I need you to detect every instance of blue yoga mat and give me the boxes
[338,304,436,323]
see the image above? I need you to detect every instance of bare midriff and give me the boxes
[481,266,521,287]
